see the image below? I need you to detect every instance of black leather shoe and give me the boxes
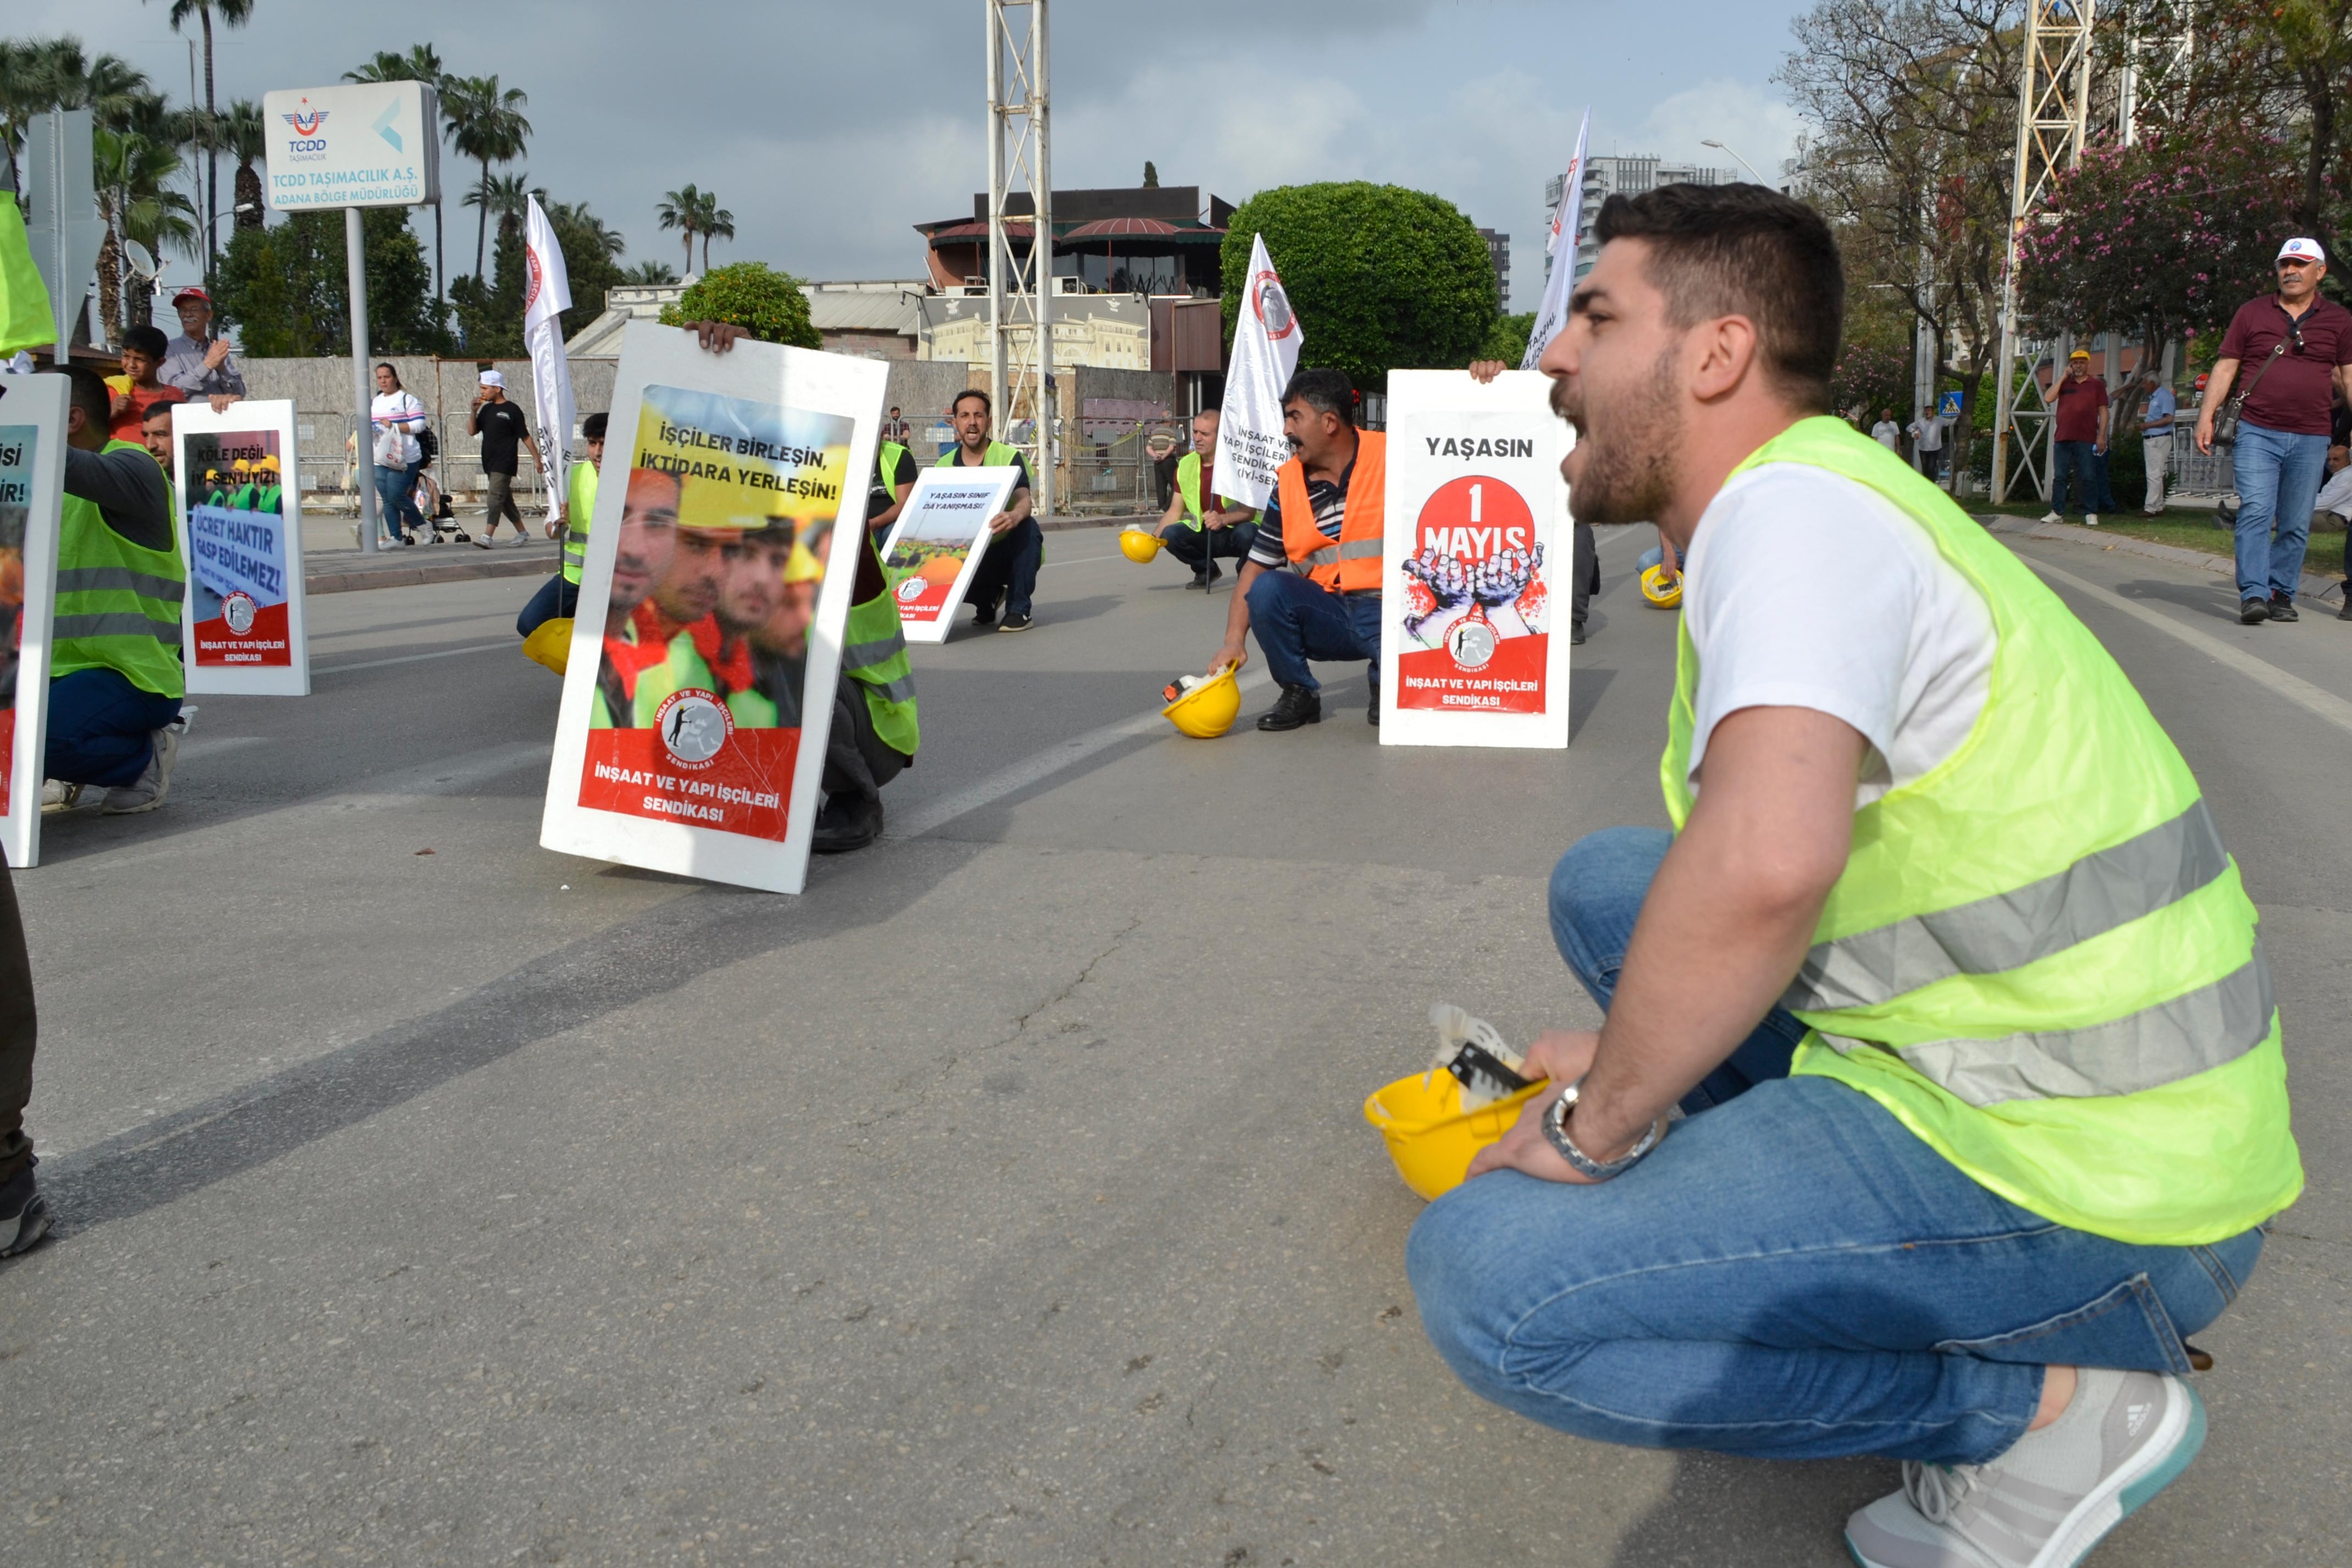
[1255,684,1322,731]
[811,795,882,855]
[2240,598,2270,625]
[970,600,998,629]
[2268,594,2299,623]
[2336,592,2352,620]
[1571,621,1589,645]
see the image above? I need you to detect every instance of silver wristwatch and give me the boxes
[1542,1078,1666,1181]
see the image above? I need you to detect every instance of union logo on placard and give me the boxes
[1252,272,1296,340]
[654,689,732,769]
[221,590,258,636]
[894,577,925,602]
[1447,618,1498,671]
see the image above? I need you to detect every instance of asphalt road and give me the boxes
[3,522,2345,1566]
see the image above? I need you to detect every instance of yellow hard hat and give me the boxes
[1162,664,1240,738]
[233,457,251,473]
[258,454,281,471]
[521,617,572,675]
[1119,527,1164,564]
[783,542,824,584]
[1639,564,1683,609]
[1363,1068,1549,1201]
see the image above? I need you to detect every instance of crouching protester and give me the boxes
[43,367,187,816]
[1403,184,2301,1568]
[1206,368,1385,730]
[1155,406,1257,588]
[517,412,606,640]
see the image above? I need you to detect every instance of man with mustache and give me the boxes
[590,467,680,728]
[1407,183,2296,1568]
[1205,367,1387,730]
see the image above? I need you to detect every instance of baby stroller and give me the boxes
[413,424,469,544]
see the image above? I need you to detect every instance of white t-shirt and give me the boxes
[1680,464,1995,808]
[372,389,426,467]
[1869,420,1902,450]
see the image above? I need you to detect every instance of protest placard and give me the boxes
[878,464,1019,643]
[1380,370,1572,748]
[173,399,309,696]
[539,319,887,894]
[0,374,65,868]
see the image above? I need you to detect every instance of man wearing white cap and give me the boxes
[470,368,544,547]
[2196,236,2352,624]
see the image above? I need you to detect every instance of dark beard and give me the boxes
[1555,350,1682,526]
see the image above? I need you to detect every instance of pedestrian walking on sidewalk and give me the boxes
[470,370,543,547]
[2196,236,2352,625]
[369,363,428,547]
[2136,369,2178,513]
[2041,349,2107,526]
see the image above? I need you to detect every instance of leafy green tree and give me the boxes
[656,184,706,277]
[214,208,446,356]
[95,126,197,340]
[622,260,678,285]
[658,261,820,348]
[1219,182,1498,390]
[1476,311,1534,366]
[444,74,531,285]
[544,198,626,341]
[219,98,264,230]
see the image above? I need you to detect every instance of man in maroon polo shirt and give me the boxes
[2040,348,2108,527]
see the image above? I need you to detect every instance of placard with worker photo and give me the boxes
[539,319,887,895]
[173,398,309,695]
[1380,369,1572,748]
[0,375,67,870]
[878,463,1019,643]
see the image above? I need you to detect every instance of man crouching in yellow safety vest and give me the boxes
[1409,183,2300,1568]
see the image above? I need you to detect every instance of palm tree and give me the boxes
[465,170,538,233]
[147,1,256,294]
[656,184,705,278]
[544,198,625,266]
[3,40,154,215]
[219,99,264,229]
[95,125,197,341]
[621,260,677,286]
[345,46,447,299]
[694,191,735,273]
[444,74,531,284]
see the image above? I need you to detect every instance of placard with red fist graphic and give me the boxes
[1381,371,1572,748]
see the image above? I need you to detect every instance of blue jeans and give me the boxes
[2229,419,2330,601]
[516,573,579,638]
[374,458,423,542]
[965,515,1042,617]
[1245,570,1381,693]
[1406,826,2263,1465]
[46,667,183,787]
[2051,440,2097,516]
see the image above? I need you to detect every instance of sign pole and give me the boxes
[346,206,378,555]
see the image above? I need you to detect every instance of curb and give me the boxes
[306,553,555,595]
[1977,516,2344,608]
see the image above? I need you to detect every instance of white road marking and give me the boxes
[2027,557,2352,736]
[176,735,268,763]
[314,641,514,675]
[892,669,1277,841]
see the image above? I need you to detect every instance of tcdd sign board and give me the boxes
[261,82,439,211]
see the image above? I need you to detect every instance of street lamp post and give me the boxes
[1700,138,1768,184]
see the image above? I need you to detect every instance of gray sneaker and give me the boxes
[1846,1368,2205,1568]
[100,720,181,815]
[0,1163,51,1257]
[39,779,82,814]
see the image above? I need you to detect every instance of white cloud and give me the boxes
[1636,80,1806,182]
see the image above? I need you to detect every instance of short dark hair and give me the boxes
[122,324,170,361]
[1592,183,1843,412]
[53,366,112,427]
[952,388,991,415]
[581,411,609,441]
[1280,368,1354,427]
[141,399,176,426]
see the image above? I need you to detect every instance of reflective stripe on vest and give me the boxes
[1276,430,1385,592]
[562,461,599,585]
[1659,416,2299,1246]
[841,526,919,755]
[54,439,185,699]
[879,440,908,491]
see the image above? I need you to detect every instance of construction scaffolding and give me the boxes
[1991,0,2096,506]
[985,1,1054,518]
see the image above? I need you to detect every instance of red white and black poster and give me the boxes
[1381,370,1572,748]
[0,373,64,868]
[174,399,310,695]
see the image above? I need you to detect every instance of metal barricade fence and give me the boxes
[1065,417,1190,516]
[297,413,558,517]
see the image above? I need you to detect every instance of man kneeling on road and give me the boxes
[43,367,188,816]
[1155,406,1256,588]
[1405,183,2300,1568]
[1208,368,1385,730]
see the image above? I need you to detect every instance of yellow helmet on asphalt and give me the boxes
[521,617,572,676]
[1120,527,1164,564]
[1162,664,1240,738]
[1639,565,1683,609]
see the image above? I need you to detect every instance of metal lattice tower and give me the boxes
[1991,0,2097,505]
[2116,3,2194,146]
[985,1,1053,518]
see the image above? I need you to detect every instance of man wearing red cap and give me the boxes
[158,286,245,409]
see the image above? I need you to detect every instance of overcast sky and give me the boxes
[26,0,1810,313]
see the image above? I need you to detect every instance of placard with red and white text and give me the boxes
[0,376,65,869]
[174,399,310,695]
[879,465,1019,643]
[538,320,886,895]
[1380,370,1572,748]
